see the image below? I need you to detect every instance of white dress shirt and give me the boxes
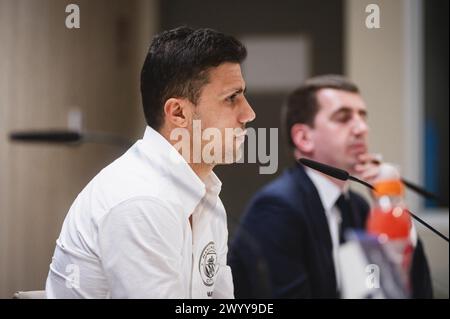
[46,126,234,299]
[305,167,347,290]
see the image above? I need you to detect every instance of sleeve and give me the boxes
[213,221,234,299]
[229,195,311,298]
[97,197,185,298]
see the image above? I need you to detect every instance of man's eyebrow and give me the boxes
[331,106,368,117]
[221,86,246,96]
[330,106,352,116]
[233,87,246,95]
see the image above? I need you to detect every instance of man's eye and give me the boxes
[335,114,352,123]
[226,94,237,103]
[360,113,368,121]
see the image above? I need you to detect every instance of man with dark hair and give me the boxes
[229,75,432,298]
[46,26,255,298]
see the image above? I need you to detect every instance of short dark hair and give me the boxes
[283,74,360,148]
[140,26,247,130]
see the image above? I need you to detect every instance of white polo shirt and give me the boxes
[45,126,234,299]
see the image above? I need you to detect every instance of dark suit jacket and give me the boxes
[229,164,433,298]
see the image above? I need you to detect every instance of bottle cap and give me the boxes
[373,179,404,197]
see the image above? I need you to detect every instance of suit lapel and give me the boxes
[290,164,339,296]
[291,164,333,251]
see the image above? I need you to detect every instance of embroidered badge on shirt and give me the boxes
[199,241,219,287]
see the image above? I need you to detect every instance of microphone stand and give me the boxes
[299,158,449,243]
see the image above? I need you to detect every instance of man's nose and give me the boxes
[352,116,369,135]
[239,98,256,124]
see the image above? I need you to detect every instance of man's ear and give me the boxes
[291,123,314,154]
[163,98,190,128]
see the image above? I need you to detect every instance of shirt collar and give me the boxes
[139,126,222,218]
[204,169,222,197]
[305,167,347,211]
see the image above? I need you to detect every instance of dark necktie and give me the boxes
[335,194,355,244]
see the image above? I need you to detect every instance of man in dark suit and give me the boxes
[229,75,433,298]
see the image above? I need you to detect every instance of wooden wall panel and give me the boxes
[0,0,156,297]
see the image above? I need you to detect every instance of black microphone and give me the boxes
[299,158,375,190]
[401,178,445,205]
[298,158,349,181]
[10,130,82,143]
[9,129,133,148]
[299,158,449,243]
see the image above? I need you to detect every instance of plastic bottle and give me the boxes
[366,178,413,295]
